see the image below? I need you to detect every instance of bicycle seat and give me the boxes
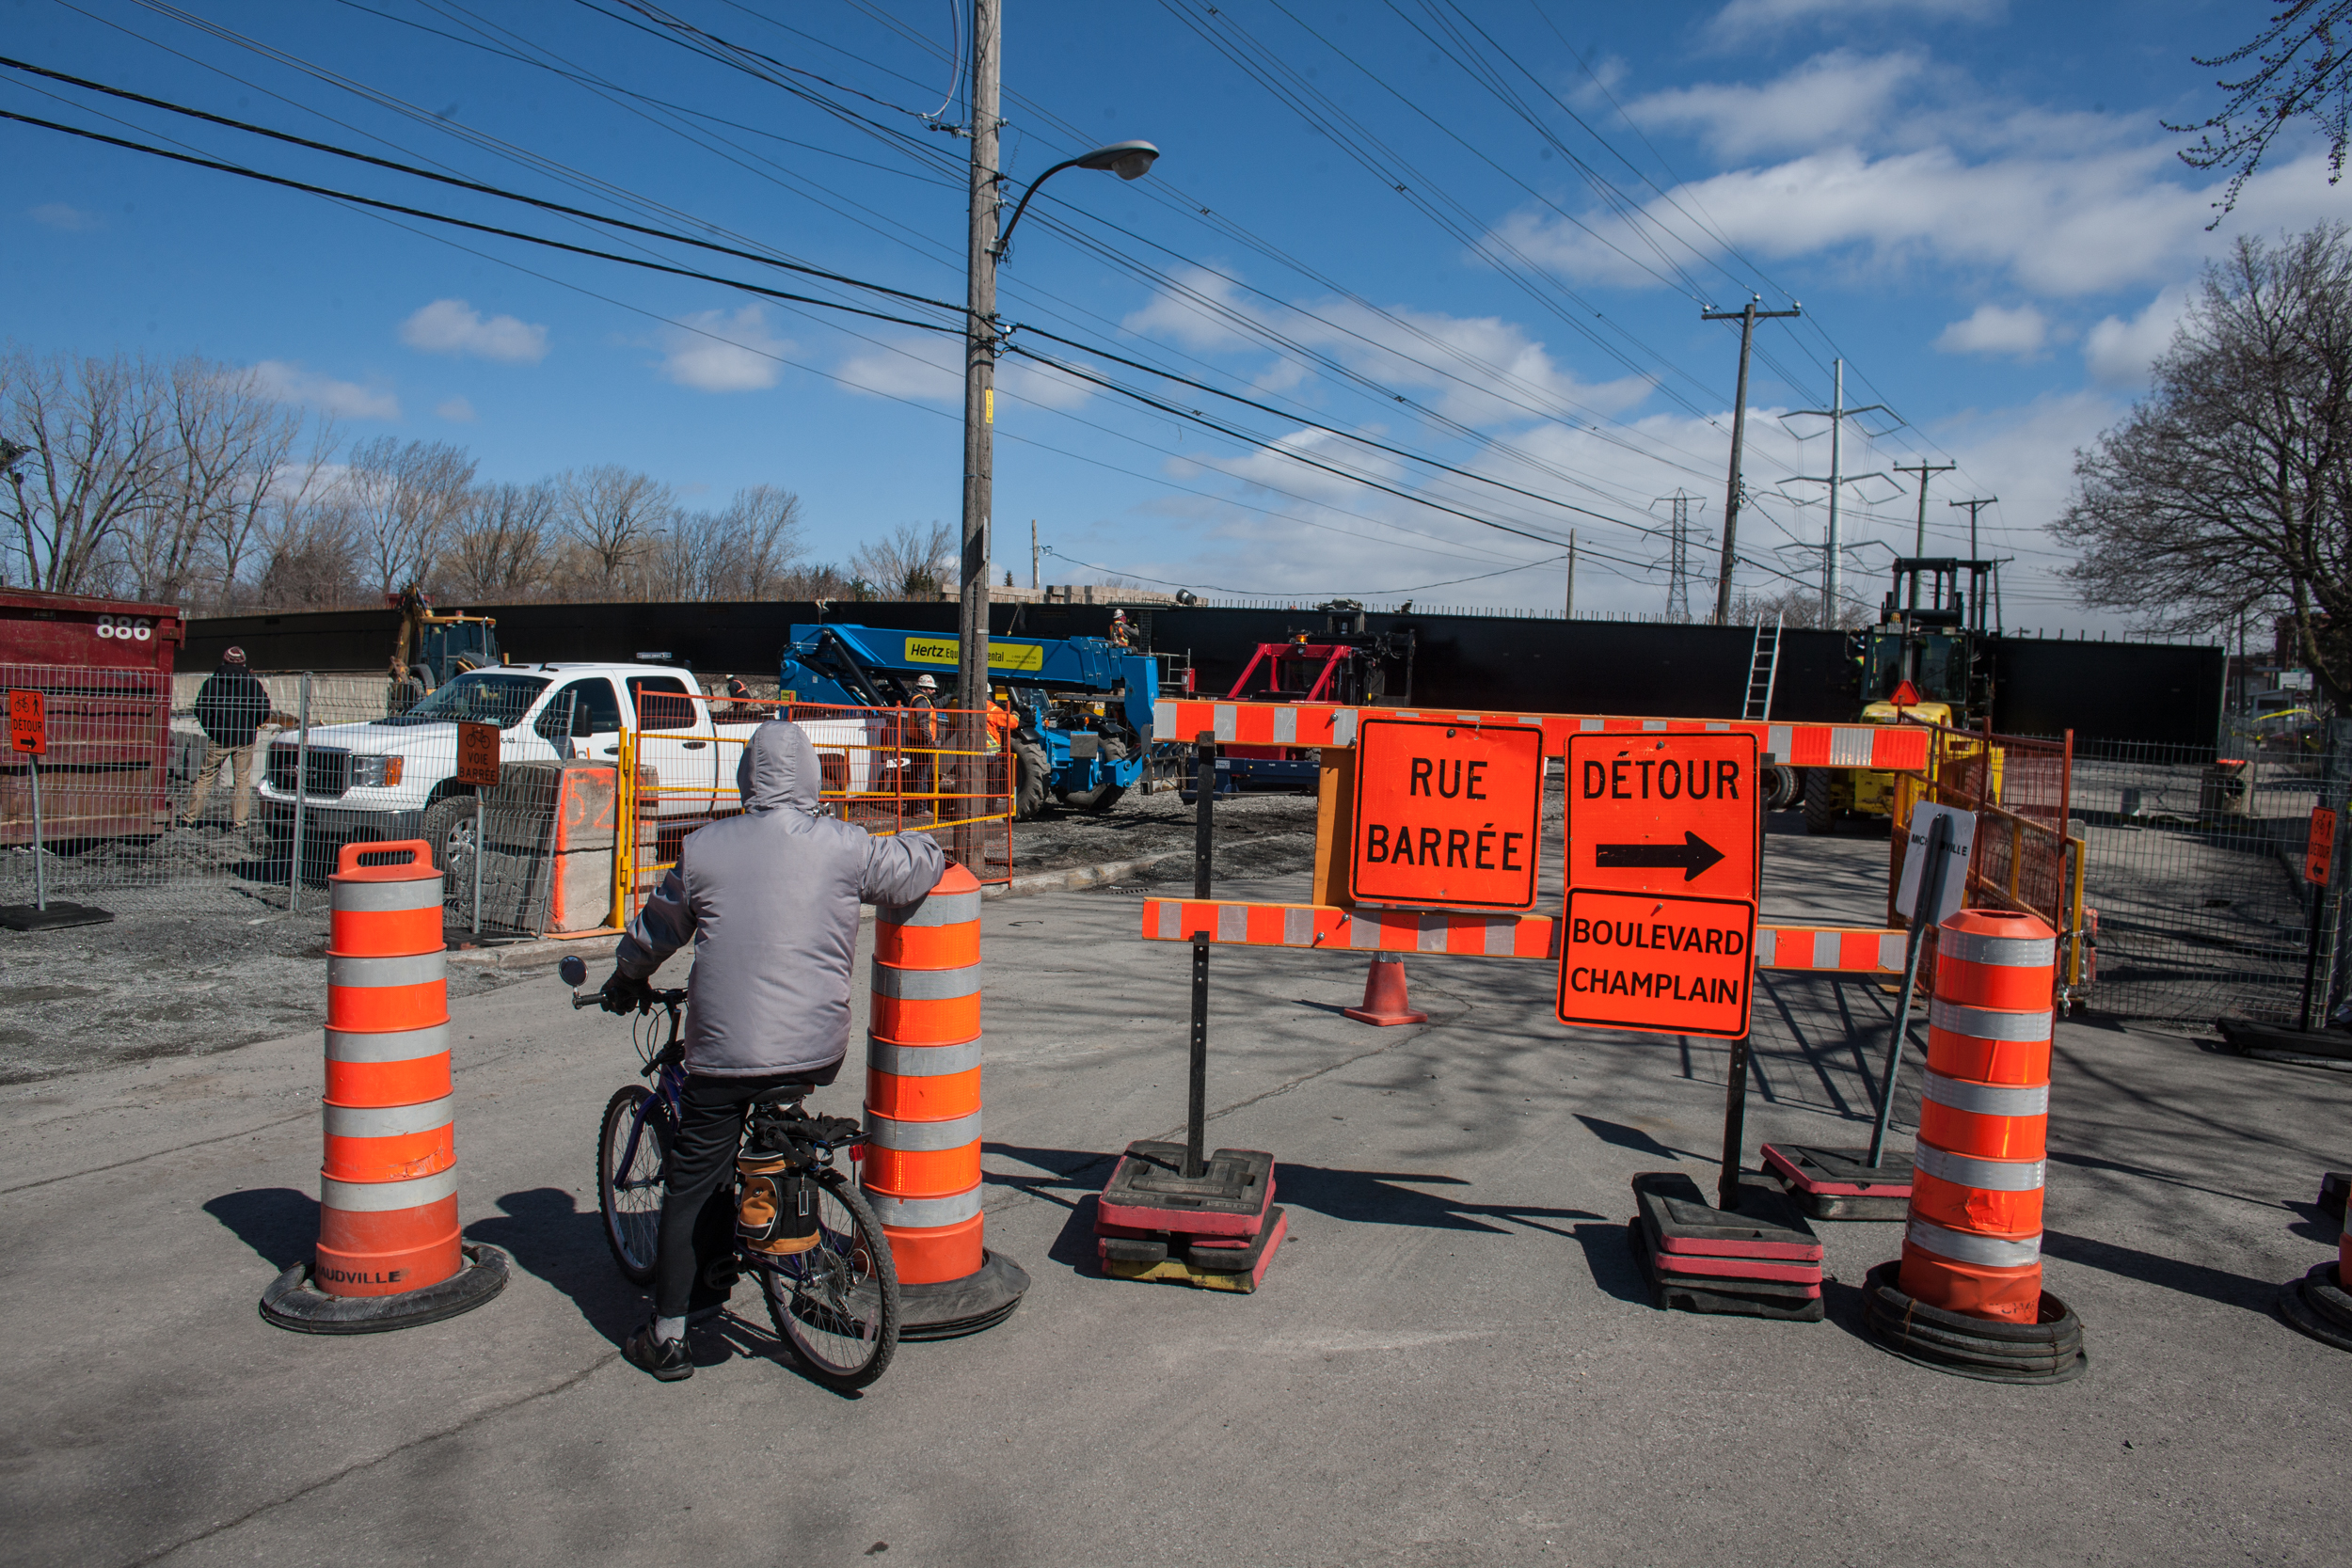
[749,1082,821,1106]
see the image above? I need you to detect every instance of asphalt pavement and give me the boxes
[4,827,2349,1566]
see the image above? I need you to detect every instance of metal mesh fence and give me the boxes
[2064,725,2352,1026]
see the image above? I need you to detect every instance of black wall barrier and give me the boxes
[186,601,2226,747]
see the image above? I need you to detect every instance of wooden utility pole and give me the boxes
[955,0,1002,872]
[1948,497,1996,559]
[1894,461,1957,557]
[1702,298,1802,625]
[1564,531,1577,619]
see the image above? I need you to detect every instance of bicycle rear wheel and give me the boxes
[597,1085,671,1285]
[757,1170,900,1391]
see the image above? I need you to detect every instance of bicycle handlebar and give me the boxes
[569,985,690,1013]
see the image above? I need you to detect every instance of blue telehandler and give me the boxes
[778,623,1163,819]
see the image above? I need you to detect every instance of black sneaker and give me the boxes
[623,1324,693,1382]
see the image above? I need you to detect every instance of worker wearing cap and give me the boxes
[184,646,280,829]
[1108,608,1133,648]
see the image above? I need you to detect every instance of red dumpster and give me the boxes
[0,589,184,847]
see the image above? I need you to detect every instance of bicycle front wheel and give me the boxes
[757,1170,900,1392]
[597,1085,671,1285]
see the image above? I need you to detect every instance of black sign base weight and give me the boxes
[1760,1143,1915,1220]
[1095,1141,1285,1293]
[0,900,113,932]
[2219,1019,2352,1061]
[1626,1172,1824,1322]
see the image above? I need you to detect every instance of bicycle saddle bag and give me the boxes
[737,1152,819,1255]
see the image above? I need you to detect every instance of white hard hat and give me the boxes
[914,674,938,690]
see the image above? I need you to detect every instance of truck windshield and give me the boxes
[386,672,550,729]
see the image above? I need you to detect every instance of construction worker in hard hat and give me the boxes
[1108,608,1132,648]
[906,673,941,815]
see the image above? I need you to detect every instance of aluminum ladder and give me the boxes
[1742,613,1783,721]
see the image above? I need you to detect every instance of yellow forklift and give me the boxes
[1803,557,2000,834]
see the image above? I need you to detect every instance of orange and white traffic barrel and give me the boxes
[1898,909,2055,1322]
[1864,908,2084,1380]
[863,861,1026,1338]
[261,840,505,1333]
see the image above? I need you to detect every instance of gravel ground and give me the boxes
[1009,781,1322,883]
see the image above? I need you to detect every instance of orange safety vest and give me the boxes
[986,701,1015,751]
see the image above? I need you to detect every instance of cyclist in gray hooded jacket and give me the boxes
[605,721,945,1379]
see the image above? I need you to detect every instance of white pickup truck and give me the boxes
[254,661,888,867]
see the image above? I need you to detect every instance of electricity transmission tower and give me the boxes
[1660,490,1700,623]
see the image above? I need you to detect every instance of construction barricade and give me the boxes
[262,840,506,1332]
[862,862,1028,1338]
[612,695,1013,933]
[1860,907,2083,1381]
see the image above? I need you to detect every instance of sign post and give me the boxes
[10,690,47,911]
[1866,807,1974,1166]
[0,689,109,932]
[2303,805,2338,1031]
[1559,732,1761,1209]
[456,721,501,934]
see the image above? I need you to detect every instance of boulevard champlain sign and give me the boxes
[1348,717,1546,912]
[1557,732,1760,1039]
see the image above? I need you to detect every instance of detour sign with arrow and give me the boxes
[1557,732,1760,1039]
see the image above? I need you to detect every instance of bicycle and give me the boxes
[558,953,901,1390]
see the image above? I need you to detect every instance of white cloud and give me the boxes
[250,361,399,420]
[27,203,100,232]
[435,396,477,422]
[1496,141,2346,299]
[399,298,548,363]
[1629,50,1925,159]
[1935,303,2049,357]
[1121,265,1652,428]
[2083,286,2193,386]
[834,332,1095,411]
[658,306,790,392]
[1712,0,2002,37]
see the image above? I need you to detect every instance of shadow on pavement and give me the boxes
[204,1187,317,1271]
[468,1187,644,1345]
[1573,1115,1708,1164]
[2042,1228,2280,1312]
[1570,1221,1651,1307]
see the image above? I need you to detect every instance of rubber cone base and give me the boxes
[898,1250,1029,1340]
[261,1242,507,1335]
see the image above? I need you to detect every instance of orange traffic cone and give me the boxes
[1343,952,1428,1026]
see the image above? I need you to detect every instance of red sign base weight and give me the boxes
[1095,1141,1285,1292]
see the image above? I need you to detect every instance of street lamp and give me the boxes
[956,0,1159,870]
[994,140,1161,260]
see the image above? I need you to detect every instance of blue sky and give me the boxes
[4,0,2342,631]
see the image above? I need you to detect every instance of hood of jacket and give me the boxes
[737,721,820,815]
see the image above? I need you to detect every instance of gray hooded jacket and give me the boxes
[614,722,946,1077]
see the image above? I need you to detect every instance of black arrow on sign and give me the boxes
[1595,831,1725,882]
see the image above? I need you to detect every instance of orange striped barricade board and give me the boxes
[262,840,506,1334]
[1138,898,1905,974]
[863,863,1028,1338]
[1150,699,1931,772]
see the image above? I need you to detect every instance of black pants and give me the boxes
[654,1063,838,1320]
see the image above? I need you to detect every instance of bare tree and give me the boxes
[256,483,364,610]
[703,484,803,598]
[0,346,170,594]
[119,359,306,605]
[1727,584,1872,631]
[2173,1,2352,221]
[560,465,669,594]
[850,520,954,599]
[344,436,477,597]
[440,480,556,601]
[2058,225,2352,695]
[209,417,329,611]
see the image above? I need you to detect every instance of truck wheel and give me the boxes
[1013,742,1050,821]
[1763,765,1799,811]
[1802,769,1837,836]
[420,794,480,879]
